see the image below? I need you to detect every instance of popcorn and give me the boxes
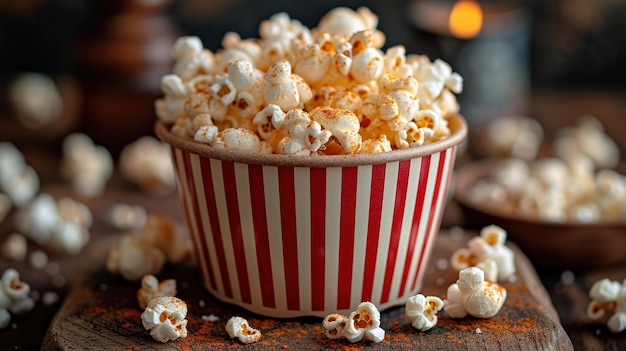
[322,313,348,339]
[119,136,176,195]
[587,277,626,333]
[444,267,507,319]
[484,116,544,160]
[225,316,262,344]
[0,142,39,208]
[107,203,148,231]
[450,225,516,283]
[0,268,35,329]
[405,294,444,331]
[141,296,188,343]
[60,133,113,197]
[106,214,192,281]
[1,233,28,261]
[137,274,177,309]
[157,7,464,156]
[8,72,62,129]
[15,194,92,254]
[344,301,385,343]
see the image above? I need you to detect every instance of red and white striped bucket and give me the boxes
[156,115,466,318]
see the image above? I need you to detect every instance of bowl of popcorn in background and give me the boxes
[154,7,467,317]
[455,115,626,268]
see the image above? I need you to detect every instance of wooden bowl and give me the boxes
[453,158,626,268]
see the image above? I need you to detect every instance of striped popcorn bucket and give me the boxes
[155,114,467,317]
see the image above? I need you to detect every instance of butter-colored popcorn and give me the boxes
[587,277,626,333]
[314,7,385,49]
[485,116,544,160]
[119,136,176,195]
[343,301,385,343]
[227,60,267,119]
[200,127,269,154]
[413,57,463,104]
[322,313,348,339]
[264,60,312,111]
[8,72,63,129]
[349,30,384,83]
[171,36,216,81]
[451,225,516,283]
[155,74,188,124]
[359,134,392,154]
[137,274,177,310]
[0,268,35,328]
[225,316,262,344]
[310,106,361,154]
[405,294,444,331]
[0,142,39,208]
[219,32,263,72]
[258,12,312,70]
[141,296,188,343]
[60,133,113,197]
[444,267,507,319]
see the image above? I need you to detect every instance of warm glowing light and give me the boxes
[449,0,483,39]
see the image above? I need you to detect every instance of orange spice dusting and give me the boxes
[82,305,108,317]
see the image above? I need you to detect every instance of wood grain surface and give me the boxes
[42,228,573,350]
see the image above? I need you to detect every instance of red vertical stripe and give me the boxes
[361,164,386,302]
[337,167,358,309]
[310,168,326,311]
[248,165,275,308]
[397,156,431,298]
[380,160,411,304]
[200,158,233,298]
[278,167,300,311]
[411,150,448,291]
[172,150,214,290]
[221,162,252,304]
[180,151,216,291]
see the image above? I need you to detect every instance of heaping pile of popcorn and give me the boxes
[156,6,463,155]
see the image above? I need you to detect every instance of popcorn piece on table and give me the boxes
[587,277,626,333]
[0,268,35,329]
[444,267,507,319]
[137,274,177,310]
[119,136,176,195]
[225,316,262,344]
[322,313,348,339]
[60,133,113,197]
[484,116,544,160]
[106,214,192,281]
[15,193,92,254]
[343,301,385,343]
[405,293,444,331]
[141,296,188,343]
[450,224,516,283]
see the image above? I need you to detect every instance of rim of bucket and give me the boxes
[155,114,467,168]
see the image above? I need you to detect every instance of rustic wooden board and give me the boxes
[42,228,572,350]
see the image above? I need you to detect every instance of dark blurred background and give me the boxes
[1,0,625,156]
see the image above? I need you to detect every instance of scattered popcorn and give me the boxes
[587,277,626,333]
[107,203,148,231]
[0,142,39,208]
[405,294,444,331]
[475,327,482,334]
[156,7,463,155]
[483,116,544,160]
[137,274,177,310]
[201,314,219,322]
[225,316,262,344]
[106,214,192,281]
[344,302,385,343]
[42,291,59,306]
[141,296,189,343]
[322,313,348,339]
[60,133,113,197]
[450,225,516,283]
[16,194,92,254]
[0,268,35,329]
[1,233,28,261]
[444,267,507,319]
[119,136,176,195]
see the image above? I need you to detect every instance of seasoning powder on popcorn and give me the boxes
[155,6,463,155]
